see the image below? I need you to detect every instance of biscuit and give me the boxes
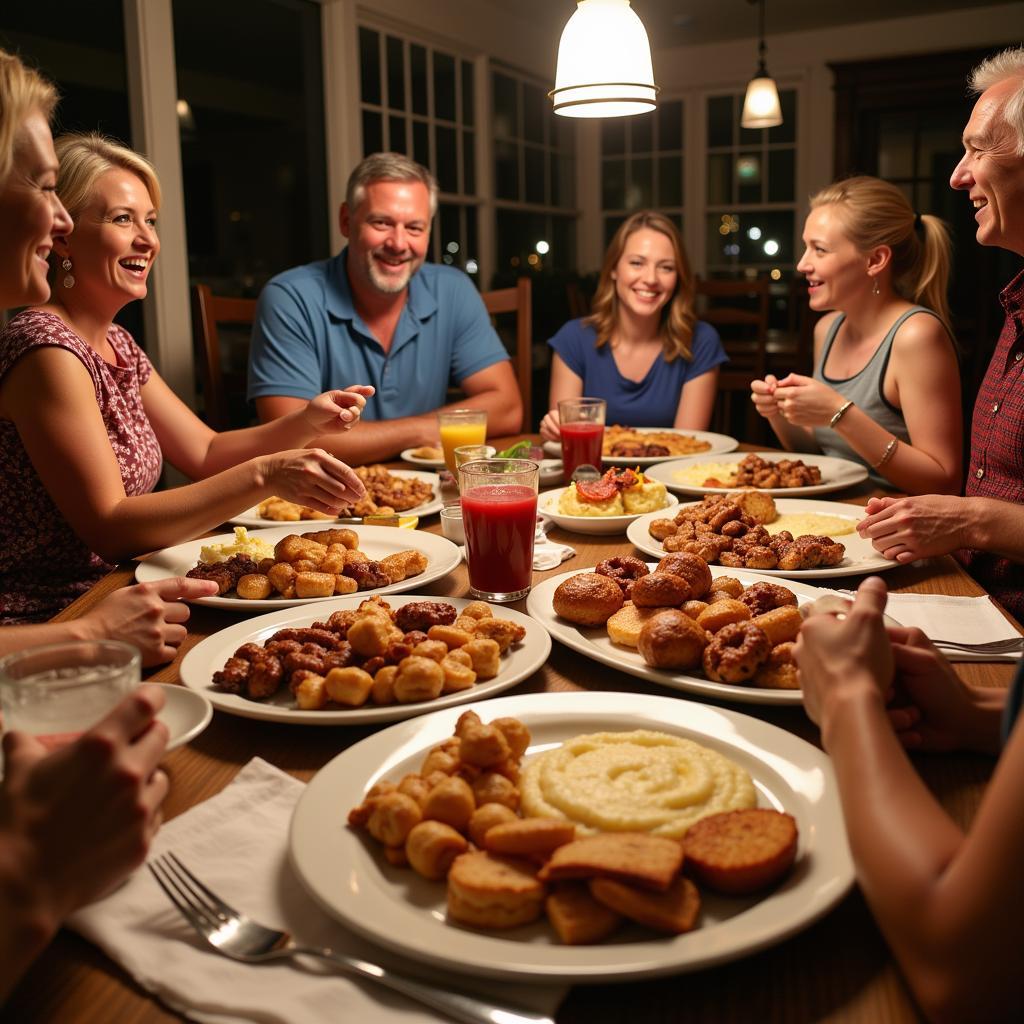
[752,662,800,690]
[537,832,684,891]
[606,603,663,647]
[589,875,700,934]
[631,571,692,607]
[483,818,576,858]
[696,598,751,634]
[546,883,623,945]
[654,552,712,598]
[637,609,707,671]
[682,808,798,895]
[552,573,625,626]
[751,605,802,646]
[446,850,545,929]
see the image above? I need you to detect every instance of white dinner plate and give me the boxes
[229,470,443,528]
[527,564,831,706]
[178,595,550,725]
[646,451,869,497]
[626,500,899,579]
[289,691,854,981]
[135,525,461,610]
[538,486,679,536]
[159,683,213,751]
[400,448,446,469]
[543,428,739,467]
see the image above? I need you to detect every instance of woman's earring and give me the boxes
[61,258,75,289]
[871,275,880,297]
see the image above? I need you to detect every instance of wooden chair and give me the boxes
[695,276,771,443]
[190,283,257,431]
[481,277,532,431]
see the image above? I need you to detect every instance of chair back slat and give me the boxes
[481,277,532,431]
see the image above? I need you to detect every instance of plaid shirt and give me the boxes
[958,267,1024,620]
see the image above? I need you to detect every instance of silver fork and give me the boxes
[930,635,1024,654]
[148,851,553,1024]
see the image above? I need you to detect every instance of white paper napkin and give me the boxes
[830,589,1022,661]
[68,758,566,1024]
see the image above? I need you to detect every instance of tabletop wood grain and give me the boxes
[4,443,1015,1024]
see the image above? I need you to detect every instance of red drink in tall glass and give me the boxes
[461,483,537,599]
[560,421,604,479]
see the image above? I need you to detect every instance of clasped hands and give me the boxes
[750,373,843,427]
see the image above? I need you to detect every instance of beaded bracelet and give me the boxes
[829,400,854,429]
[874,438,899,469]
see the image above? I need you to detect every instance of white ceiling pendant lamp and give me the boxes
[740,0,783,130]
[550,0,658,119]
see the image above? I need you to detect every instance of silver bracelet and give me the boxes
[874,438,899,469]
[829,400,854,429]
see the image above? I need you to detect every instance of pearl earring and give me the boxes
[871,276,880,297]
[61,257,75,289]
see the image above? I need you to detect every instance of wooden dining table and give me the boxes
[4,443,1015,1024]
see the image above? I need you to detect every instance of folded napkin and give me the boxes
[831,589,1022,661]
[69,758,566,1024]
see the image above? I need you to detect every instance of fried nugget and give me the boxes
[446,851,545,929]
[483,819,576,858]
[537,832,683,891]
[546,884,623,945]
[589,876,700,934]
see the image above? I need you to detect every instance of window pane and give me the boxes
[413,119,430,166]
[605,215,626,247]
[386,35,405,111]
[707,95,733,147]
[434,51,456,121]
[707,153,733,205]
[363,110,383,155]
[658,100,683,151]
[439,204,460,265]
[551,214,576,272]
[601,118,626,156]
[767,89,796,145]
[658,155,682,207]
[388,115,407,154]
[492,73,518,139]
[525,146,545,204]
[550,152,573,208]
[628,157,653,209]
[466,206,479,274]
[877,111,916,178]
[359,27,381,105]
[435,124,457,193]
[767,148,795,202]
[602,158,626,210]
[706,210,795,271]
[737,151,762,204]
[463,130,476,194]
[630,110,654,153]
[495,139,519,200]
[523,82,545,144]
[461,59,475,126]
[411,44,428,115]
[739,120,764,147]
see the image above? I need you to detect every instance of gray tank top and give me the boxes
[811,306,937,482]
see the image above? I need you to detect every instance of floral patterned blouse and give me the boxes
[0,310,163,623]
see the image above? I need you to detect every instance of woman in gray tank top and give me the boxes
[750,176,962,494]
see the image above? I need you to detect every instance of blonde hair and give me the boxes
[585,211,697,362]
[810,175,953,330]
[53,131,162,219]
[969,45,1024,156]
[0,48,58,184]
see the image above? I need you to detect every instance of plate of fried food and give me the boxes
[230,466,443,527]
[179,595,550,724]
[627,493,897,579]
[135,524,461,609]
[528,553,836,705]
[543,427,738,467]
[400,446,446,469]
[646,451,868,498]
[538,468,678,535]
[290,691,853,981]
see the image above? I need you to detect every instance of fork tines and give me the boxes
[148,852,231,935]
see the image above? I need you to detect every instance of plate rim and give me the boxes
[178,594,551,725]
[526,564,822,705]
[159,683,213,751]
[288,690,854,981]
[135,524,461,610]
[400,447,446,469]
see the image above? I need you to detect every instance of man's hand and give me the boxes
[857,495,967,562]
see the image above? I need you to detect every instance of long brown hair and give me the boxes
[810,176,953,330]
[584,210,697,362]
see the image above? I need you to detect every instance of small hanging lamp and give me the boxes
[550,0,658,118]
[740,0,782,130]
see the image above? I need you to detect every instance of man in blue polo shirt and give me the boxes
[248,153,522,463]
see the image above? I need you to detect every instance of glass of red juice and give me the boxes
[458,458,539,602]
[0,640,140,750]
[558,397,606,479]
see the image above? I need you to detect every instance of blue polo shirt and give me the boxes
[247,250,509,420]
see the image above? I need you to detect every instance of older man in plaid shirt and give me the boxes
[858,46,1024,621]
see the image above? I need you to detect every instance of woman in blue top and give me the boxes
[539,211,726,440]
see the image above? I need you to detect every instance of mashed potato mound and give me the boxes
[200,527,275,564]
[622,478,668,514]
[557,486,624,517]
[556,474,669,517]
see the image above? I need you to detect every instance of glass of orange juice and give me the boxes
[438,409,487,476]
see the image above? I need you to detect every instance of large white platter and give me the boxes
[178,595,550,725]
[646,450,868,497]
[289,691,854,981]
[229,469,443,528]
[626,500,898,579]
[543,427,739,467]
[538,486,679,536]
[135,525,461,610]
[527,564,832,706]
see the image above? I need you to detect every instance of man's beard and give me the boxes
[365,248,421,294]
